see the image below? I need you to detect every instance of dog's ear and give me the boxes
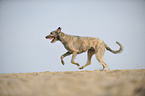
[57,27,61,33]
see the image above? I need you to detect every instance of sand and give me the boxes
[0,69,145,96]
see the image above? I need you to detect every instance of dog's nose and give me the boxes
[45,36,48,39]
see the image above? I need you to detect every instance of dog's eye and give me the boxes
[50,32,53,34]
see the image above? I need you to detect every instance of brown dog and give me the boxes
[45,27,123,70]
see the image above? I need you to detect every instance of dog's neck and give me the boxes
[58,32,70,44]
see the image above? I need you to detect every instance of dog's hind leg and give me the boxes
[71,52,80,66]
[79,49,95,69]
[61,51,72,65]
[95,44,110,71]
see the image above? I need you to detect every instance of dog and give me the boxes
[45,27,123,70]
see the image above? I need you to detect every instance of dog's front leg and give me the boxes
[71,52,80,66]
[61,52,72,65]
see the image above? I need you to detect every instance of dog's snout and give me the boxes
[45,36,48,39]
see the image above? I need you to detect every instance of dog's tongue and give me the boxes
[49,37,54,43]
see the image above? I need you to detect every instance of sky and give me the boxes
[0,0,145,73]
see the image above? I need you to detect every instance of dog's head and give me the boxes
[45,27,61,43]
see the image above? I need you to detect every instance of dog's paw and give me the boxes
[75,63,80,67]
[79,66,84,69]
[61,60,65,65]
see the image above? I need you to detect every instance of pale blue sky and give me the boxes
[0,0,145,73]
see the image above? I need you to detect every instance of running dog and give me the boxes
[45,27,123,70]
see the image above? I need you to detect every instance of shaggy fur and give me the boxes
[45,27,123,70]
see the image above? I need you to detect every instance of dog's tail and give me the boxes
[105,41,123,54]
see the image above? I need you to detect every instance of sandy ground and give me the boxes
[0,69,145,96]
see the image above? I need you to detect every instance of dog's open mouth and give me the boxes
[46,36,56,43]
[49,37,55,43]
